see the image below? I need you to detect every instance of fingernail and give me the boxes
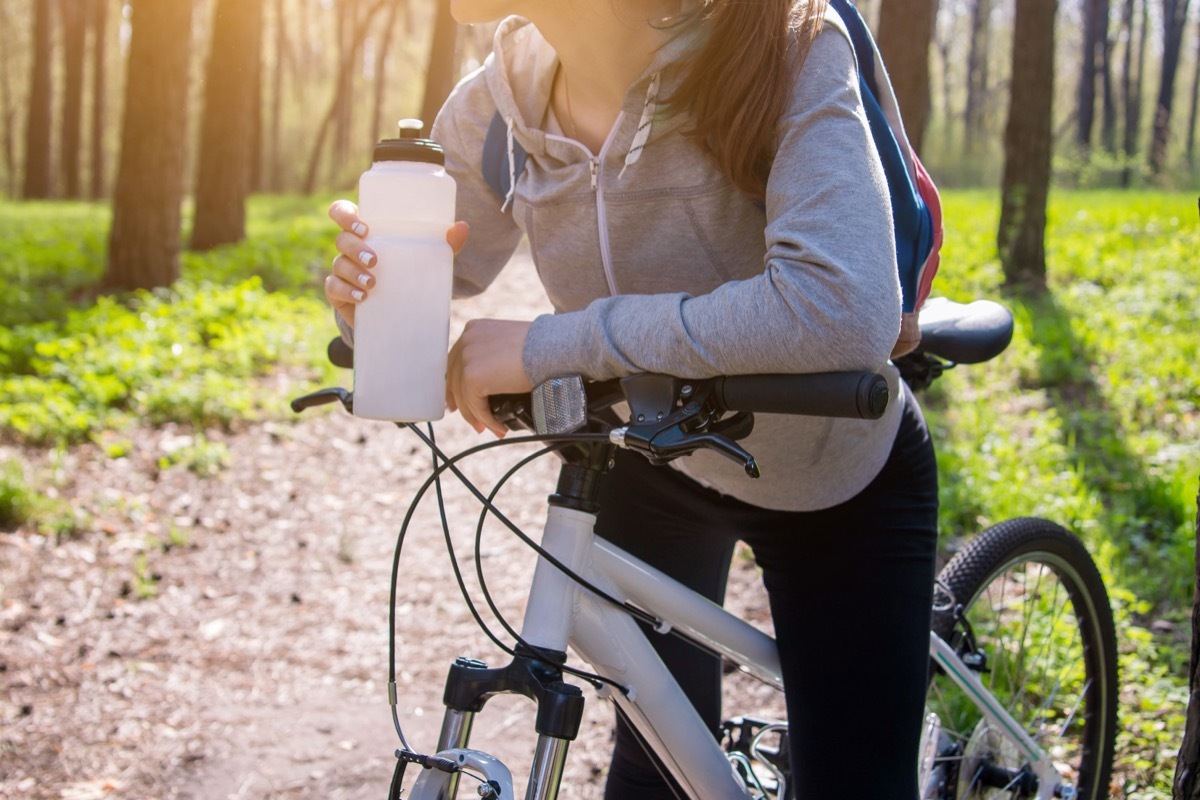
[359,251,374,267]
[357,272,371,287]
[351,289,365,301]
[352,222,367,236]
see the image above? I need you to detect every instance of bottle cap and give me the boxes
[373,119,444,165]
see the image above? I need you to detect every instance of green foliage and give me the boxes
[0,277,331,444]
[1111,589,1189,799]
[929,191,1199,602]
[157,433,231,477]
[129,552,159,600]
[0,201,110,326]
[925,190,1198,797]
[0,458,34,529]
[0,455,88,537]
[0,196,339,446]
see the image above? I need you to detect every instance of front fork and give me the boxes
[434,711,571,800]
[434,707,475,799]
[432,655,582,800]
[429,457,610,800]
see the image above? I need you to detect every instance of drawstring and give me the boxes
[501,116,517,212]
[619,73,659,179]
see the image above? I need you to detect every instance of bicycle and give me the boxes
[291,297,1118,800]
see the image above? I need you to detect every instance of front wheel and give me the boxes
[923,518,1118,799]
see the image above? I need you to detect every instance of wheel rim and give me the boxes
[924,551,1112,800]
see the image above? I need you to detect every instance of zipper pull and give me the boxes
[590,159,599,191]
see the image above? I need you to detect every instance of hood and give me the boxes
[482,15,705,160]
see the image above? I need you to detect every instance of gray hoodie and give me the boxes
[424,12,904,512]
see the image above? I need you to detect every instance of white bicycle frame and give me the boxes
[408,503,1066,800]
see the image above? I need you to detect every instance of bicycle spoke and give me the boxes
[926,521,1117,800]
[1030,597,1085,746]
[1017,569,1067,734]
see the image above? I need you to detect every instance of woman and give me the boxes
[327,1,938,797]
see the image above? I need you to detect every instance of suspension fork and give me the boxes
[433,653,586,799]
[435,682,478,800]
[432,451,612,799]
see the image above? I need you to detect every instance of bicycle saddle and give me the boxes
[915,298,1014,364]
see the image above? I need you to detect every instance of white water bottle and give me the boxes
[353,119,456,421]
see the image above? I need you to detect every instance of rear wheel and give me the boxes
[922,518,1118,799]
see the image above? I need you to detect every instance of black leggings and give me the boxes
[593,384,939,800]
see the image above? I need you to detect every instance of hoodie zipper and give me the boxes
[547,111,624,297]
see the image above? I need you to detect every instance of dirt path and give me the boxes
[1,249,780,800]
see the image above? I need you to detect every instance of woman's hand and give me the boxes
[325,199,469,327]
[447,319,533,437]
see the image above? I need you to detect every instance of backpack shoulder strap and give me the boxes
[826,0,879,98]
[482,111,528,207]
[824,0,942,357]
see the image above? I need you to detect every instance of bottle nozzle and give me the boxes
[397,119,424,138]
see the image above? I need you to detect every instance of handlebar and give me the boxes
[712,372,888,420]
[301,337,889,478]
[315,336,888,422]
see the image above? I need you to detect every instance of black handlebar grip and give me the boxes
[715,372,889,420]
[327,337,354,369]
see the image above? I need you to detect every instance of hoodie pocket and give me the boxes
[605,184,767,296]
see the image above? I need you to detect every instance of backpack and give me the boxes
[481,0,942,359]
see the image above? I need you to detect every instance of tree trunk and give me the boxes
[875,0,937,155]
[266,0,285,191]
[89,0,110,200]
[1077,0,1109,151]
[0,0,18,197]
[1149,0,1193,175]
[301,0,389,193]
[1121,0,1149,186]
[1119,0,1136,161]
[332,0,359,170]
[963,0,991,153]
[420,0,459,136]
[23,0,55,199]
[104,0,194,292]
[370,0,402,143]
[1186,19,1199,167]
[1101,26,1118,152]
[190,0,265,251]
[1175,475,1200,798]
[998,0,1056,290]
[934,22,954,150]
[59,0,87,199]
[249,44,264,195]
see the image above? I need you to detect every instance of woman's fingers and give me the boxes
[325,200,373,330]
[447,221,470,255]
[329,199,368,236]
[445,320,532,438]
[324,269,367,306]
[335,230,376,266]
[332,248,375,290]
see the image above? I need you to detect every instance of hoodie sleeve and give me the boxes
[521,26,900,385]
[432,69,525,299]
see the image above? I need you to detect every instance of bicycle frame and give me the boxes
[409,503,1067,800]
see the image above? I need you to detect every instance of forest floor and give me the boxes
[0,250,782,800]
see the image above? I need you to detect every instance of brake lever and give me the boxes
[291,387,353,414]
[644,425,761,478]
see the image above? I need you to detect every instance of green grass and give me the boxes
[925,189,1198,798]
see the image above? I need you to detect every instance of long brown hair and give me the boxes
[666,0,828,200]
